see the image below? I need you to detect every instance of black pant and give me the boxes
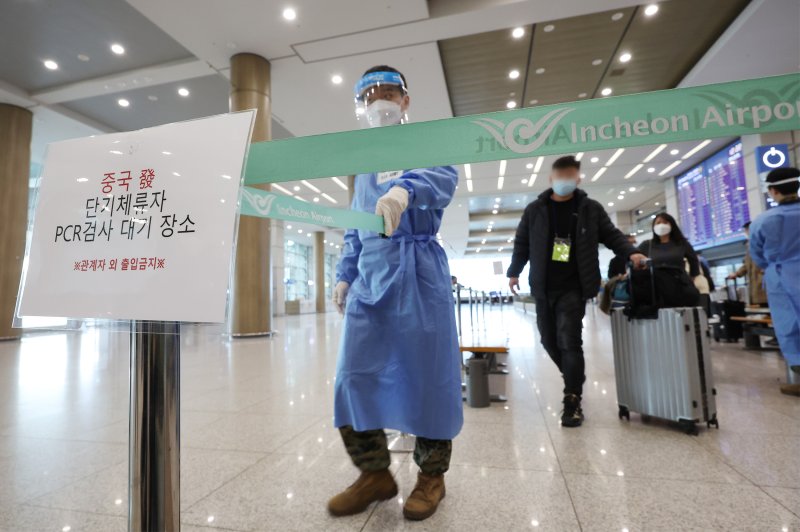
[535,289,586,397]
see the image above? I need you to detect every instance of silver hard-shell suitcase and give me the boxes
[612,260,718,434]
[611,306,718,434]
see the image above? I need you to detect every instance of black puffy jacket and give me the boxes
[507,188,636,300]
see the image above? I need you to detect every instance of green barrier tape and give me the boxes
[240,186,384,232]
[244,73,800,184]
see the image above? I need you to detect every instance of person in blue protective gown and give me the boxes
[327,66,462,522]
[749,167,800,397]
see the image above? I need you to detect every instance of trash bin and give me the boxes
[465,356,490,408]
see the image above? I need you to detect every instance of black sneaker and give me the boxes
[561,394,584,427]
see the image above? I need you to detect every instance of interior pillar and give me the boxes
[229,53,273,335]
[314,231,326,313]
[0,104,33,340]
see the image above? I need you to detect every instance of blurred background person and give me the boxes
[727,221,768,307]
[749,167,800,397]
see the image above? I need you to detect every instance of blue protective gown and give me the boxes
[334,166,464,441]
[749,199,800,368]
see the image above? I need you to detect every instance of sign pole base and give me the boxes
[129,321,181,532]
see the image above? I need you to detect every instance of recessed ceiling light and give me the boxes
[608,202,614,207]
[110,43,125,55]
[601,87,613,96]
[590,157,599,163]
[647,167,656,173]
[617,195,624,200]
[77,54,90,62]
[147,95,158,101]
[526,163,533,169]
[543,24,555,32]
[331,74,343,84]
[611,12,624,21]
[43,59,58,70]
[592,59,603,66]
[619,52,632,63]
[283,7,297,20]
[177,87,190,97]
[506,101,517,109]
[535,67,545,74]
[313,197,320,203]
[521,178,528,184]
[117,98,130,108]
[644,4,659,17]
[492,209,498,214]
[293,186,301,191]
[576,152,584,161]
[670,149,679,155]
[508,69,520,79]
[578,93,587,98]
[512,27,525,39]
[655,201,660,206]
[629,186,636,192]
[529,99,538,105]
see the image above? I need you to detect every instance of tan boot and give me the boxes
[328,469,398,516]
[403,473,446,521]
[780,384,800,397]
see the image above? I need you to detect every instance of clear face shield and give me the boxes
[354,71,409,129]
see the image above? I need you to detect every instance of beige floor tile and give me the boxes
[364,462,580,531]
[701,432,800,488]
[0,505,127,532]
[182,454,386,531]
[565,473,800,531]
[764,486,800,517]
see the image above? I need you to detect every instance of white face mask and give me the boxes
[364,100,403,128]
[653,223,672,237]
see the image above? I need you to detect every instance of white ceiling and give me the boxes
[2,0,798,259]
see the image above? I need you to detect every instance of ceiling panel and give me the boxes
[523,7,635,106]
[596,0,751,96]
[0,0,192,92]
[439,26,532,116]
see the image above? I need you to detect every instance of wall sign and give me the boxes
[755,144,791,173]
[16,111,255,323]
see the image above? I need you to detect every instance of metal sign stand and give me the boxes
[129,321,181,532]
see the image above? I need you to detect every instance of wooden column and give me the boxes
[314,232,326,313]
[229,53,273,335]
[0,104,32,340]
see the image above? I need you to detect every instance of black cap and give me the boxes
[766,166,800,183]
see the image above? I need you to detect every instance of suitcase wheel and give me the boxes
[618,405,630,421]
[679,419,699,436]
[707,416,720,430]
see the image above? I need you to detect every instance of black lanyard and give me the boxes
[550,198,576,239]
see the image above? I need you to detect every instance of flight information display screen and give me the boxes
[676,140,750,250]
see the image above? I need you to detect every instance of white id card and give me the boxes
[377,170,403,184]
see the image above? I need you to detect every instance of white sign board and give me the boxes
[17,111,255,323]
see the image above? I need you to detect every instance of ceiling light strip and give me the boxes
[643,144,667,163]
[321,193,337,204]
[624,164,644,180]
[605,148,625,166]
[528,174,537,187]
[331,176,349,190]
[301,180,321,193]
[271,183,294,196]
[591,167,607,182]
[659,160,682,176]
[682,140,711,160]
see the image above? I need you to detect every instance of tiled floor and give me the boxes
[1,305,798,531]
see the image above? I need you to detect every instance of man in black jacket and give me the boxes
[507,155,646,427]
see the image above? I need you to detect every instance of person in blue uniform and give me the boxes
[749,167,800,396]
[327,66,462,521]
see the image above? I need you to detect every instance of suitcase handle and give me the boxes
[725,277,739,301]
[627,258,655,308]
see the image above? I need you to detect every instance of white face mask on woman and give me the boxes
[653,223,672,237]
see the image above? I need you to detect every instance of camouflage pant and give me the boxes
[339,426,452,476]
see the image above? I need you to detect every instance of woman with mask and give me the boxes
[638,213,701,308]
